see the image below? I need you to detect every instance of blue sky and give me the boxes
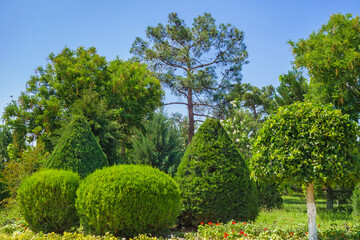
[1,0,360,118]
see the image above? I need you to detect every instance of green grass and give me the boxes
[257,194,354,227]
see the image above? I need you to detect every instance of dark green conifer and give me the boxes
[46,115,107,178]
[176,118,258,226]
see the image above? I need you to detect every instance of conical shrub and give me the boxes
[176,118,258,226]
[46,115,107,178]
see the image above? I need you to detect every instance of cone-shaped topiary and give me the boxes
[176,118,258,226]
[46,115,107,178]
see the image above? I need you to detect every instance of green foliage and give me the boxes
[45,115,107,178]
[132,12,248,142]
[251,102,360,188]
[76,164,181,237]
[289,13,360,121]
[53,91,124,166]
[176,118,258,226]
[3,47,163,156]
[130,111,184,175]
[1,143,48,201]
[275,68,308,107]
[17,169,80,233]
[352,183,360,220]
[257,183,283,210]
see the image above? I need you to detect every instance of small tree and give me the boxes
[130,112,184,175]
[45,115,107,178]
[251,102,360,240]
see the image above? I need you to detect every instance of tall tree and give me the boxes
[131,13,248,143]
[0,125,12,170]
[289,13,360,121]
[3,47,163,157]
[275,68,308,106]
[251,102,360,240]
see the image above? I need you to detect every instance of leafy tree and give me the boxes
[131,12,248,143]
[251,102,360,240]
[45,115,107,178]
[275,68,309,106]
[289,13,360,121]
[0,125,12,170]
[3,47,163,157]
[130,111,184,175]
[176,118,258,226]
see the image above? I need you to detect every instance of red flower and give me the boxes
[244,233,248,236]
[239,231,244,235]
[24,228,27,230]
[208,222,212,225]
[306,232,308,235]
[200,222,204,225]
[243,222,247,225]
[318,224,321,228]
[264,228,268,231]
[216,223,221,226]
[223,233,229,238]
[21,224,23,227]
[232,231,235,233]
[232,221,236,224]
[16,218,19,221]
[290,232,294,235]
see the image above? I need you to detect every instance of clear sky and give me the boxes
[1,0,360,118]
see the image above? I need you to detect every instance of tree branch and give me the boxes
[163,102,188,106]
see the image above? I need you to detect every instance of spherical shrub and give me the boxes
[17,169,80,233]
[76,164,181,237]
[176,118,259,226]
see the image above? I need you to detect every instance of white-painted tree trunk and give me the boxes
[306,183,317,240]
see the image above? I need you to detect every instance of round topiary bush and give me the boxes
[17,169,80,233]
[76,164,181,237]
[176,118,259,226]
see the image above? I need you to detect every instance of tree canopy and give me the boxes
[251,102,360,239]
[3,47,163,156]
[131,12,248,143]
[289,13,360,121]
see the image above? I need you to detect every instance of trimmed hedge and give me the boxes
[17,169,80,233]
[76,164,181,237]
[45,115,107,178]
[176,118,259,226]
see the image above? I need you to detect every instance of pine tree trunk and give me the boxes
[326,186,334,210]
[306,183,317,240]
[187,88,194,143]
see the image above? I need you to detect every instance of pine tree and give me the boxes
[130,112,184,175]
[45,115,107,178]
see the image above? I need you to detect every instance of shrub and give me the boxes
[176,118,259,227]
[17,169,80,233]
[258,183,283,210]
[352,183,360,219]
[45,115,107,178]
[76,164,181,237]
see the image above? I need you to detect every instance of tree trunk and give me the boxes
[326,186,334,210]
[187,88,195,143]
[306,183,317,240]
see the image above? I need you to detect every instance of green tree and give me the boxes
[131,13,248,143]
[45,115,107,178]
[289,13,360,121]
[0,125,12,170]
[3,47,163,157]
[275,68,309,106]
[251,102,360,240]
[176,118,258,226]
[130,111,184,175]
